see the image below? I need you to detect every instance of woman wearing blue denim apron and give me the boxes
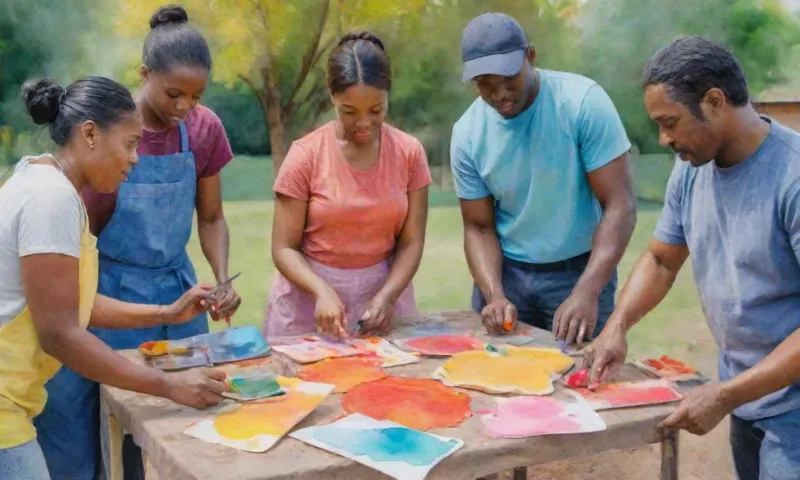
[34,6,240,479]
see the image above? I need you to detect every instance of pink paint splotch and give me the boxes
[572,381,683,410]
[400,335,483,356]
[478,397,606,439]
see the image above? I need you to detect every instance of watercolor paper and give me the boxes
[478,396,606,438]
[342,377,472,431]
[290,414,463,480]
[272,336,419,368]
[359,338,420,368]
[297,356,388,393]
[633,355,704,381]
[433,347,573,395]
[393,334,484,356]
[184,377,333,452]
[570,379,683,410]
[139,326,270,370]
[222,373,285,401]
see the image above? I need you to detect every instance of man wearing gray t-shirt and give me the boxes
[585,36,800,479]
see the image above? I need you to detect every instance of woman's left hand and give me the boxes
[360,295,395,336]
[206,283,242,324]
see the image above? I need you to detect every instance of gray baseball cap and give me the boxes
[461,12,529,82]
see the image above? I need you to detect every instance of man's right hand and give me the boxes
[582,322,628,388]
[165,368,227,409]
[481,298,517,334]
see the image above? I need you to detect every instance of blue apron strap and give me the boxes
[178,121,190,153]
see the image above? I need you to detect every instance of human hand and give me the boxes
[165,368,227,409]
[553,287,598,345]
[163,285,214,324]
[315,286,347,338]
[581,323,628,388]
[481,298,517,334]
[360,294,394,336]
[206,282,242,325]
[659,382,734,435]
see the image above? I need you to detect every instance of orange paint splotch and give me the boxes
[401,335,483,356]
[212,389,324,440]
[342,377,472,431]
[297,356,387,393]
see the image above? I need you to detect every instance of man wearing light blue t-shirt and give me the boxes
[451,12,636,345]
[586,36,800,479]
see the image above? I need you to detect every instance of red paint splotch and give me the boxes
[564,368,590,388]
[402,335,483,356]
[575,382,682,408]
[645,355,697,376]
[341,377,472,431]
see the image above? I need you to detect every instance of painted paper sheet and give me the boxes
[570,379,683,410]
[184,377,333,452]
[393,335,484,356]
[342,377,472,431]
[633,355,707,383]
[433,347,573,395]
[290,414,463,480]
[297,356,388,393]
[140,326,270,370]
[272,336,419,367]
[477,396,606,438]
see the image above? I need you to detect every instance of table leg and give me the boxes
[512,467,527,480]
[100,399,124,480]
[660,428,679,480]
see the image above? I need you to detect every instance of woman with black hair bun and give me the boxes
[265,31,431,339]
[0,76,226,480]
[35,4,239,479]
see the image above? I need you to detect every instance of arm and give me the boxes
[574,153,637,297]
[461,197,505,304]
[22,253,169,396]
[90,286,212,329]
[373,187,428,304]
[196,174,230,282]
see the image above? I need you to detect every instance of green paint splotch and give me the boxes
[312,426,457,466]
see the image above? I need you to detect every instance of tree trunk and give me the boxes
[265,87,286,174]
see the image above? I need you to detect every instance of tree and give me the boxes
[577,0,800,152]
[115,0,427,171]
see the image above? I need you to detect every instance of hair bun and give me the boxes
[337,30,385,52]
[150,4,189,29]
[21,78,64,125]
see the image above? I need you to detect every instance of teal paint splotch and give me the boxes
[312,426,457,466]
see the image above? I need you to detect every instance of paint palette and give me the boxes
[393,334,484,357]
[290,414,463,480]
[297,356,388,393]
[570,379,683,411]
[433,346,574,396]
[477,396,607,438]
[140,326,270,371]
[342,377,472,431]
[184,377,334,452]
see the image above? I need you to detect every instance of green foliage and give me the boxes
[202,84,270,155]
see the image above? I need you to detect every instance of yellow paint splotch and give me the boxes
[212,389,323,440]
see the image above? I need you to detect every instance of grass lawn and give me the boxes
[187,197,704,360]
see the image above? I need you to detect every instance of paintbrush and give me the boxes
[207,272,241,327]
[558,338,568,353]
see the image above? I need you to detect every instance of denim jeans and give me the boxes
[471,253,617,337]
[0,440,51,480]
[730,409,800,480]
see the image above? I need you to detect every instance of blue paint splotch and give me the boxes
[312,426,458,466]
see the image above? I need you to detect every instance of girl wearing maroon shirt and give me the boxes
[35,5,240,479]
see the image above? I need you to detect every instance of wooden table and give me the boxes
[100,310,680,480]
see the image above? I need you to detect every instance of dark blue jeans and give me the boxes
[730,409,800,480]
[471,253,617,338]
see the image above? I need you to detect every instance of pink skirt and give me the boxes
[263,258,417,338]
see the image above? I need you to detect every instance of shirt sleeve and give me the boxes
[450,124,491,200]
[197,110,235,179]
[273,143,312,201]
[408,140,432,192]
[654,157,687,246]
[18,187,83,258]
[577,84,632,172]
[782,178,800,266]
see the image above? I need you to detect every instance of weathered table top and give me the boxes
[100,310,678,480]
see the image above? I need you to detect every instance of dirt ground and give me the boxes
[527,316,737,480]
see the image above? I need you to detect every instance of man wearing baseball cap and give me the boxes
[451,12,636,346]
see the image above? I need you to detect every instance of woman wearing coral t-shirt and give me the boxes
[265,31,430,338]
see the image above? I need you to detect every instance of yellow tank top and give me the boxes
[0,182,98,448]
